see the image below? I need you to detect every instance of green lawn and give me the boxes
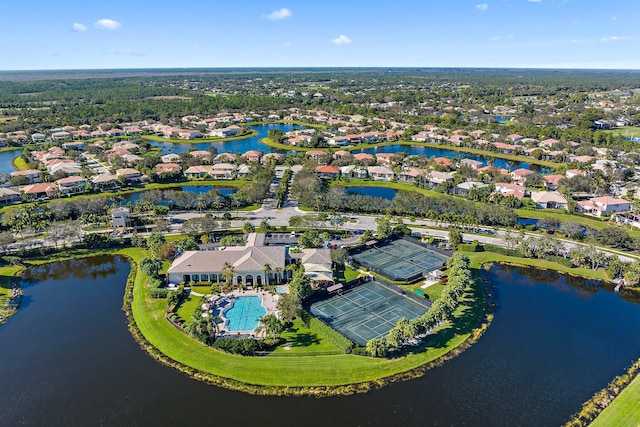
[269,318,342,356]
[591,374,640,426]
[605,126,640,138]
[516,208,640,238]
[176,292,204,323]
[11,155,29,171]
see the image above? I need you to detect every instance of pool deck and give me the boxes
[214,289,280,336]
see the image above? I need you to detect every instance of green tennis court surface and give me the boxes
[310,281,429,345]
[351,238,449,282]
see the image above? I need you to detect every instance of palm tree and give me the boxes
[274,266,283,284]
[222,262,235,287]
[262,263,272,286]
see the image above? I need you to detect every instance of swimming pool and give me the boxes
[275,286,288,293]
[224,296,266,332]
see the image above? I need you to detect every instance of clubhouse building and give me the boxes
[168,233,333,287]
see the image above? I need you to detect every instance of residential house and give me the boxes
[340,165,368,179]
[21,183,58,201]
[242,150,262,163]
[184,165,212,179]
[454,181,488,196]
[116,168,146,184]
[315,165,341,179]
[433,157,453,168]
[155,163,181,175]
[91,173,120,190]
[367,165,394,181]
[56,176,88,195]
[0,187,21,205]
[210,163,236,180]
[422,171,455,188]
[396,167,423,184]
[577,196,632,217]
[10,169,41,184]
[542,174,564,191]
[510,168,535,182]
[458,159,483,170]
[494,182,526,200]
[530,191,568,210]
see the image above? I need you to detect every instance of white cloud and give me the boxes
[475,3,488,11]
[264,8,292,20]
[330,34,352,45]
[601,36,628,42]
[94,18,122,30]
[71,22,87,32]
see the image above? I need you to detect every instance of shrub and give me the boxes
[308,316,353,353]
[150,288,170,298]
[544,255,574,268]
[483,244,521,257]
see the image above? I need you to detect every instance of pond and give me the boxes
[117,185,237,205]
[342,185,398,201]
[357,144,551,173]
[149,123,297,155]
[1,258,639,425]
[0,149,19,175]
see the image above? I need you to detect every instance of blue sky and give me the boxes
[1,0,639,70]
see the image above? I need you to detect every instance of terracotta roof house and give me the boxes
[242,150,262,163]
[507,134,523,142]
[332,150,352,160]
[492,142,517,154]
[306,150,326,160]
[494,182,526,200]
[565,169,590,179]
[155,163,181,175]
[315,165,340,179]
[375,153,396,164]
[511,168,535,181]
[577,197,632,217]
[433,157,453,168]
[542,174,564,190]
[215,152,236,162]
[396,167,424,184]
[21,183,58,201]
[353,152,375,163]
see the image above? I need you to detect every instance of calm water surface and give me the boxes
[1,259,639,426]
[118,185,237,205]
[150,124,297,155]
[343,185,398,200]
[0,149,19,174]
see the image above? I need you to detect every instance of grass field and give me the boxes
[269,318,342,356]
[175,292,203,323]
[591,374,640,426]
[11,155,30,171]
[605,126,640,138]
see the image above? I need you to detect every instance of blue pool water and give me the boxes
[275,286,287,293]
[225,296,266,332]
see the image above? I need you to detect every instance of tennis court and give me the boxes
[309,281,429,345]
[351,238,449,282]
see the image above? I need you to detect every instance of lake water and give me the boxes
[343,186,398,200]
[1,259,639,425]
[118,185,237,205]
[150,123,297,155]
[0,149,19,175]
[357,145,549,172]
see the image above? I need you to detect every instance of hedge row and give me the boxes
[308,316,353,354]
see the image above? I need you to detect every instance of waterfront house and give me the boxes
[315,165,341,179]
[530,191,568,210]
[184,165,212,179]
[367,165,394,181]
